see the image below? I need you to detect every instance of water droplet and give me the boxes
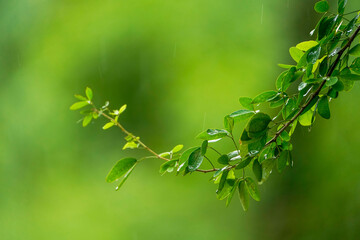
[310,29,315,36]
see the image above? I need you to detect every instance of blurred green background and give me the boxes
[1,0,360,239]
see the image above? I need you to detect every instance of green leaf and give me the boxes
[314,1,329,13]
[325,76,338,87]
[235,156,252,169]
[201,140,208,156]
[251,91,278,104]
[217,179,236,200]
[187,148,204,172]
[277,150,289,173]
[318,96,330,119]
[229,110,254,122]
[261,158,276,183]
[123,141,139,150]
[299,110,314,126]
[338,0,347,14]
[196,129,229,140]
[307,45,322,64]
[82,114,92,127]
[179,147,198,164]
[296,41,319,51]
[339,74,360,81]
[106,158,137,183]
[239,97,254,111]
[252,159,262,182]
[171,144,183,154]
[224,115,234,133]
[85,87,93,100]
[245,177,260,201]
[74,94,87,101]
[246,113,272,138]
[289,47,304,63]
[159,160,178,175]
[238,180,249,211]
[118,104,127,114]
[115,165,135,191]
[278,64,295,69]
[280,131,290,142]
[70,101,89,110]
[217,155,230,165]
[350,58,360,74]
[226,180,239,207]
[349,44,360,56]
[103,122,115,130]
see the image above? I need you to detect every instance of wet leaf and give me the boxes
[252,159,262,182]
[196,129,229,140]
[307,44,322,64]
[187,148,204,172]
[229,110,254,122]
[246,113,271,138]
[159,160,178,175]
[245,177,260,201]
[277,150,289,173]
[296,40,319,51]
[201,140,208,156]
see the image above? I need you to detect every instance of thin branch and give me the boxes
[265,25,360,146]
[95,109,218,173]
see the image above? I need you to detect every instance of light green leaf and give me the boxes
[70,101,89,110]
[82,114,92,127]
[296,40,319,51]
[75,94,87,101]
[159,160,178,175]
[86,87,93,100]
[123,141,138,150]
[171,144,184,153]
[299,110,314,126]
[103,122,115,130]
[239,97,254,111]
[118,104,127,114]
[325,76,338,87]
[106,158,137,183]
[289,47,304,63]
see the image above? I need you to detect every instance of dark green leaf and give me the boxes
[251,91,279,104]
[277,150,289,173]
[106,158,137,183]
[261,158,276,183]
[196,129,229,140]
[307,45,322,64]
[218,179,236,200]
[280,131,290,142]
[239,97,254,111]
[339,74,360,81]
[179,147,198,165]
[236,156,252,169]
[245,177,260,201]
[301,96,319,115]
[187,148,204,172]
[338,0,347,14]
[218,155,230,165]
[270,98,286,108]
[238,180,249,211]
[318,96,330,119]
[201,140,208,156]
[314,1,329,13]
[246,113,272,138]
[226,180,239,207]
[252,159,262,182]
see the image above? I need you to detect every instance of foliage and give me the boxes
[71,1,360,210]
